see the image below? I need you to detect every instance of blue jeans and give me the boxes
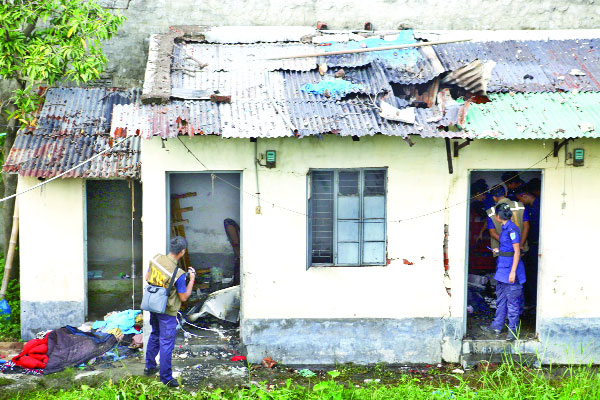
[492,281,523,333]
[145,312,178,383]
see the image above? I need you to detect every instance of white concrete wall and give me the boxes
[140,135,600,363]
[170,173,240,254]
[18,177,86,338]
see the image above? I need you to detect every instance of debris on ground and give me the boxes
[262,357,277,369]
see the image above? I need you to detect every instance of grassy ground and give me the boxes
[8,360,600,400]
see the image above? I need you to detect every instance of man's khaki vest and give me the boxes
[486,197,529,255]
[147,254,185,316]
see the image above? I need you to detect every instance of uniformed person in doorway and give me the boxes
[515,184,541,312]
[486,185,530,254]
[482,203,526,341]
[501,171,525,202]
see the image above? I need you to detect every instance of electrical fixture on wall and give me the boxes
[257,150,277,168]
[573,148,585,167]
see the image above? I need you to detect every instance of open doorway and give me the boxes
[86,180,143,320]
[168,172,241,324]
[466,170,541,340]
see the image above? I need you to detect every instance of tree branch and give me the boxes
[23,18,38,37]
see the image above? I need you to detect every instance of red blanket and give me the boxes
[12,336,49,369]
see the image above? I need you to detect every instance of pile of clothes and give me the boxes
[91,310,143,347]
[1,309,144,376]
[1,327,118,375]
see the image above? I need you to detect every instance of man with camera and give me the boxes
[144,236,196,387]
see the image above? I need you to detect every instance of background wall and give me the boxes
[18,177,86,340]
[99,0,600,86]
[169,173,240,255]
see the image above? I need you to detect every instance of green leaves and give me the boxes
[0,0,125,126]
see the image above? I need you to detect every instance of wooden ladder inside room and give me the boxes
[170,192,196,269]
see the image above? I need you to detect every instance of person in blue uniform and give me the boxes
[482,203,526,341]
[516,184,541,311]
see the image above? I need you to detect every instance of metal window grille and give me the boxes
[308,168,386,266]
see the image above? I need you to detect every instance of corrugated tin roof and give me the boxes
[462,92,600,139]
[3,87,141,179]
[434,39,600,92]
[173,30,444,85]
[112,64,468,140]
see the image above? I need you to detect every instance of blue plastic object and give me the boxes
[0,298,10,321]
[301,79,364,99]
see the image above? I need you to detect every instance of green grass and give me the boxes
[0,254,21,342]
[8,362,600,400]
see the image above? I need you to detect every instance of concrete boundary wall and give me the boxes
[100,0,600,86]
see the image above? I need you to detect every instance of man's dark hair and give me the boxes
[515,183,535,196]
[495,203,513,220]
[490,185,506,197]
[501,171,522,184]
[169,236,188,254]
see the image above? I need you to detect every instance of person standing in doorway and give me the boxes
[502,171,525,202]
[482,203,526,340]
[144,236,196,387]
[516,184,541,312]
[486,185,530,254]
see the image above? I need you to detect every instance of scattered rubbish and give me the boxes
[569,68,586,76]
[210,94,231,103]
[523,74,534,80]
[403,259,414,265]
[231,355,246,362]
[334,69,345,78]
[262,356,277,369]
[186,286,240,323]
[364,378,381,383]
[318,62,328,76]
[452,368,465,374]
[379,101,415,124]
[301,79,363,99]
[297,368,316,378]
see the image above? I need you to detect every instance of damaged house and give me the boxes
[5,27,600,365]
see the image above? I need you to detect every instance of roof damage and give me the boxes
[5,27,600,178]
[3,87,141,179]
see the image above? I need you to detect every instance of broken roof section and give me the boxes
[115,29,473,140]
[3,87,141,179]
[462,92,600,139]
[434,39,600,92]
[115,26,600,141]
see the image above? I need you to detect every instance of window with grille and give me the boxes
[308,169,387,267]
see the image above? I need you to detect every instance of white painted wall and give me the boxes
[170,173,240,254]
[141,135,600,332]
[18,177,86,303]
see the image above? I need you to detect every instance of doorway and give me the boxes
[85,180,143,320]
[465,170,541,340]
[167,172,241,316]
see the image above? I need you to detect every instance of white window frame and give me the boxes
[307,168,387,268]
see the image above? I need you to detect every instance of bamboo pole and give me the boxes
[0,200,19,301]
[266,38,472,60]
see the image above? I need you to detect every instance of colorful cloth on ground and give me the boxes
[0,360,43,375]
[44,326,118,374]
[12,335,49,369]
[92,310,142,335]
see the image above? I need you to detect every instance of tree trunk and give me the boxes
[2,103,18,270]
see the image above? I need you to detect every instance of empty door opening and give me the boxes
[86,180,143,320]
